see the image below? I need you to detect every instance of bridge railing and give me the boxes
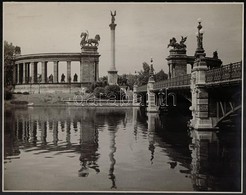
[136,74,191,92]
[206,61,242,83]
[154,74,191,90]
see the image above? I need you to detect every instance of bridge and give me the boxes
[133,20,242,130]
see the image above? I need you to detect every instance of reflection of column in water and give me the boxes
[108,129,117,189]
[32,120,38,146]
[66,120,71,146]
[48,121,53,131]
[132,107,138,140]
[41,121,47,145]
[190,130,218,191]
[147,113,158,164]
[26,116,30,142]
[61,121,65,132]
[29,117,33,143]
[15,116,19,141]
[53,120,59,146]
[73,120,78,132]
[78,121,100,177]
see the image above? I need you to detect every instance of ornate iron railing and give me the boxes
[136,61,242,93]
[154,74,191,90]
[136,84,147,93]
[136,74,191,92]
[206,61,242,83]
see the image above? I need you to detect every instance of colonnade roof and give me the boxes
[14,52,100,63]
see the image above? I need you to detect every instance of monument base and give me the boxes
[108,70,118,85]
[14,83,91,94]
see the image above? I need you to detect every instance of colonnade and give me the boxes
[14,61,83,84]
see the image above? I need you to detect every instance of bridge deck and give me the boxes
[136,61,242,93]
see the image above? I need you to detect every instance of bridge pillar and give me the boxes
[190,19,214,130]
[166,49,187,78]
[147,59,159,113]
[133,84,139,106]
[190,58,213,129]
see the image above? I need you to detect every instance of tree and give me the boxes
[105,85,125,100]
[93,87,106,98]
[137,62,151,86]
[4,41,21,86]
[155,69,168,82]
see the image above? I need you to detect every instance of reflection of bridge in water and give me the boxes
[133,108,241,191]
[4,107,240,191]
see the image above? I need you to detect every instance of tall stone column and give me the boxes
[67,61,71,82]
[23,62,26,84]
[54,61,59,83]
[41,61,47,83]
[108,10,118,85]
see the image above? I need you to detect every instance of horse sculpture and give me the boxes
[87,34,100,47]
[167,36,187,50]
[80,32,88,48]
[80,31,100,47]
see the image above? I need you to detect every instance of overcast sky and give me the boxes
[4,2,243,77]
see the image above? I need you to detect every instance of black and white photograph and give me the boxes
[3,2,243,193]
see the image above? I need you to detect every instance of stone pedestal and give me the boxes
[166,49,188,78]
[147,79,159,113]
[80,46,100,83]
[108,70,118,85]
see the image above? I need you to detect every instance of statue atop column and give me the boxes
[111,11,116,24]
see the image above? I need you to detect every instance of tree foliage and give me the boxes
[137,62,151,86]
[155,69,168,82]
[105,85,125,100]
[93,87,106,98]
[4,41,21,86]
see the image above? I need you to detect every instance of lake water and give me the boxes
[4,107,241,192]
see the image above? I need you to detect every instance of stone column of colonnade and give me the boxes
[30,62,38,83]
[16,64,19,84]
[22,63,26,84]
[53,61,59,83]
[41,61,48,83]
[67,61,71,82]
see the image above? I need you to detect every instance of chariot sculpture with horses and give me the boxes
[167,36,187,50]
[80,31,100,48]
